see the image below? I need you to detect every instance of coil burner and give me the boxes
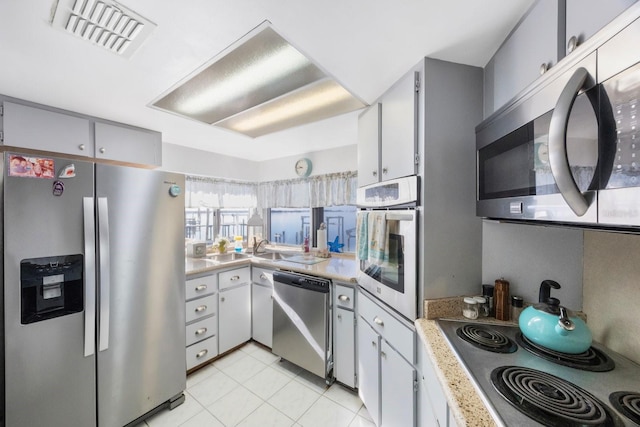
[610,392,640,425]
[491,366,623,427]
[516,332,615,372]
[455,324,517,354]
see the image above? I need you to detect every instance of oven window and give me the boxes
[361,232,405,293]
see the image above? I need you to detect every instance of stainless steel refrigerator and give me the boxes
[1,152,186,426]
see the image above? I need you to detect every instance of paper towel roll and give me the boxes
[317,229,327,251]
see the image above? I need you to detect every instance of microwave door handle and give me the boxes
[548,67,593,217]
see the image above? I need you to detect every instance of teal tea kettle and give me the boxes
[518,280,592,354]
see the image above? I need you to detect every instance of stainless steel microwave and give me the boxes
[476,14,640,228]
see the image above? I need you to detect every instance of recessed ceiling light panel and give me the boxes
[150,22,366,138]
[51,0,156,58]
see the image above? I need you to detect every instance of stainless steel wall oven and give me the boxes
[356,176,419,320]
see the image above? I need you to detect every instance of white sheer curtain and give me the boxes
[257,171,357,208]
[185,171,357,209]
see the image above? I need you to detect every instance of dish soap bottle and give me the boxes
[303,236,310,253]
[234,236,243,253]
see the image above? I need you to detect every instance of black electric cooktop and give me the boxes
[438,319,640,427]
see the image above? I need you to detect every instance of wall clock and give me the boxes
[295,158,312,177]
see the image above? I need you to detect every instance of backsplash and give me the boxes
[481,220,584,309]
[583,230,640,364]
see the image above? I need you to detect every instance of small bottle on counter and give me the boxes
[234,236,243,253]
[303,236,310,253]
[473,296,489,317]
[511,296,524,323]
[494,278,510,321]
[482,284,495,317]
[462,297,479,319]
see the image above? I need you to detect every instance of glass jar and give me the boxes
[473,296,489,317]
[511,296,524,322]
[462,297,479,320]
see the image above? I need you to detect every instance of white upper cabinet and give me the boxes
[379,70,419,181]
[2,101,93,157]
[565,0,638,54]
[357,103,381,187]
[1,98,162,167]
[491,0,559,112]
[357,69,418,187]
[94,122,162,167]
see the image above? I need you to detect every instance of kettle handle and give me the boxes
[539,280,561,303]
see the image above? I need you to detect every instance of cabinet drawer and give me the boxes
[358,290,415,362]
[186,315,217,347]
[186,294,217,324]
[186,274,217,301]
[186,335,218,370]
[334,284,355,310]
[219,267,251,290]
[251,267,274,288]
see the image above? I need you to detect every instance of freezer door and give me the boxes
[3,154,97,427]
[95,164,186,427]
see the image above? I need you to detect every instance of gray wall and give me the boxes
[481,220,584,309]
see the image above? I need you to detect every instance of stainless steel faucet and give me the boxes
[253,238,269,254]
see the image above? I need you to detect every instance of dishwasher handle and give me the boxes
[273,271,330,293]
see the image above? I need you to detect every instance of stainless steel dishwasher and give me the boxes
[272,270,332,381]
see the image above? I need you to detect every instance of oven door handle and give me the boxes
[548,67,595,217]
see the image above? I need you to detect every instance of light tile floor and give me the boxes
[140,342,374,427]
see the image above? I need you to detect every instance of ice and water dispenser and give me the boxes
[20,255,84,324]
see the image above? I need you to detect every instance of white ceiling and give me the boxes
[0,0,533,161]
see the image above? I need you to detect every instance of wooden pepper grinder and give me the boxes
[494,278,510,321]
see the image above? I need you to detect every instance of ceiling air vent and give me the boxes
[51,0,156,58]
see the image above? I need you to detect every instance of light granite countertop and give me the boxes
[415,297,518,427]
[186,252,357,284]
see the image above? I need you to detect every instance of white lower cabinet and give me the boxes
[417,338,452,427]
[251,283,273,347]
[219,281,251,354]
[334,283,356,388]
[357,290,416,426]
[358,320,381,426]
[185,273,218,371]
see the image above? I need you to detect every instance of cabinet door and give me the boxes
[334,307,356,388]
[492,0,558,110]
[357,103,381,187]
[566,0,637,54]
[357,319,380,426]
[94,121,161,166]
[219,284,251,354]
[380,71,418,181]
[381,340,416,427]
[2,101,93,157]
[251,283,273,348]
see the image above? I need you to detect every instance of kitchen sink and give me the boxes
[206,252,251,263]
[252,252,289,261]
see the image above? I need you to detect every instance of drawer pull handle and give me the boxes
[260,273,267,280]
[221,297,225,302]
[230,275,240,281]
[78,144,85,151]
[196,349,208,358]
[338,295,350,302]
[371,341,377,348]
[373,316,384,326]
[195,305,207,313]
[195,284,208,291]
[381,351,387,359]
[195,328,207,335]
[337,313,342,320]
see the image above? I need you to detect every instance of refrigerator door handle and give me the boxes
[98,197,111,351]
[83,197,96,357]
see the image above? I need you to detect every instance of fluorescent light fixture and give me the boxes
[51,0,155,58]
[150,22,366,138]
